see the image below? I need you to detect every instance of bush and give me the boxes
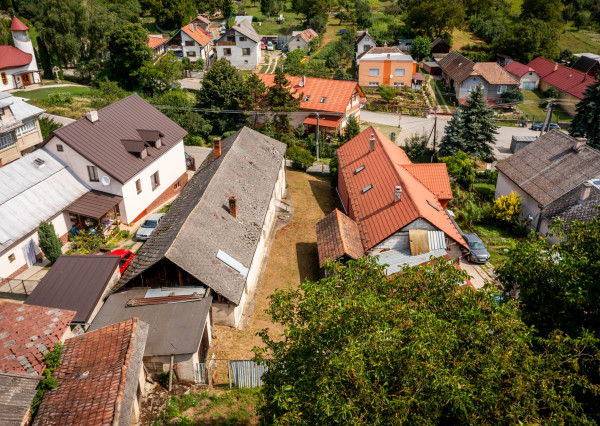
[37,221,63,264]
[46,92,72,105]
[287,145,315,170]
[492,192,523,224]
[308,15,326,34]
[440,151,475,189]
[39,117,63,139]
[184,135,206,146]
[69,231,104,254]
[158,371,176,388]
[30,343,63,420]
[542,87,559,99]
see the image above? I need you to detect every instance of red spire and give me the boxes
[10,16,29,32]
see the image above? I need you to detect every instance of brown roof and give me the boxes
[496,130,600,207]
[316,209,365,266]
[0,302,75,375]
[25,255,120,323]
[48,94,188,184]
[473,62,519,85]
[294,29,318,44]
[437,51,475,84]
[66,190,122,219]
[33,318,149,426]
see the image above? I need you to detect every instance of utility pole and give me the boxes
[430,111,438,163]
[540,99,555,137]
[315,112,320,162]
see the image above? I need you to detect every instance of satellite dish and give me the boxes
[299,81,304,87]
[101,176,111,186]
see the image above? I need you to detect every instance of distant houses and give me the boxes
[356,46,418,89]
[216,20,261,69]
[355,30,376,58]
[168,22,214,67]
[503,61,540,91]
[286,29,318,52]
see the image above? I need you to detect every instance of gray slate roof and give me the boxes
[437,51,475,84]
[225,19,261,43]
[496,130,600,207]
[89,288,212,356]
[48,94,188,184]
[0,372,42,426]
[542,183,600,228]
[117,127,286,304]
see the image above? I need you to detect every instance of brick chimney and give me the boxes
[394,185,402,202]
[369,134,375,152]
[573,139,586,152]
[553,62,558,72]
[213,137,221,159]
[229,196,237,218]
[579,182,592,203]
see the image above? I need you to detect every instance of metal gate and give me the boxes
[194,362,208,384]
[228,360,267,388]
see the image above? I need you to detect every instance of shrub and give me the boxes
[287,145,315,170]
[37,221,63,264]
[158,371,176,388]
[46,92,72,105]
[69,231,104,254]
[184,135,206,146]
[542,87,559,99]
[440,151,475,189]
[492,192,523,224]
[30,343,63,420]
[39,116,63,139]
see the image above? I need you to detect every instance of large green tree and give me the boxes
[37,221,62,265]
[256,257,598,424]
[137,52,184,95]
[405,0,465,38]
[148,0,194,29]
[439,86,498,161]
[410,35,431,61]
[291,0,334,19]
[267,68,301,133]
[105,22,152,90]
[570,79,600,149]
[494,18,560,62]
[521,0,564,25]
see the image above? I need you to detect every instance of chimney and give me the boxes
[579,182,593,203]
[213,137,221,159]
[302,75,306,87]
[229,196,237,218]
[387,53,391,59]
[369,134,375,152]
[394,185,402,202]
[86,110,99,123]
[573,139,586,152]
[553,63,558,72]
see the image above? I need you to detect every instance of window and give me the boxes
[497,85,507,94]
[150,171,160,190]
[242,48,251,56]
[394,82,404,87]
[394,68,405,77]
[8,253,15,263]
[224,48,231,56]
[361,184,373,194]
[320,97,327,103]
[354,165,365,174]
[185,40,195,46]
[174,181,181,190]
[227,36,235,42]
[136,179,142,194]
[369,82,378,86]
[56,144,63,152]
[239,36,246,41]
[1,72,6,86]
[15,120,36,137]
[0,132,16,150]
[87,166,99,182]
[186,51,196,57]
[363,45,372,52]
[304,95,311,102]
[369,68,380,76]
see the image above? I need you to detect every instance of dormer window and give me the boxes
[122,139,149,158]
[137,130,164,148]
[320,97,327,103]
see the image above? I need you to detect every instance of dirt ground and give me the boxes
[209,171,339,373]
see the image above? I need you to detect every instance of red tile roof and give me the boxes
[337,127,467,251]
[316,209,365,265]
[10,16,29,32]
[504,61,535,78]
[148,35,168,49]
[294,29,318,44]
[528,57,597,99]
[0,46,32,70]
[33,318,148,426]
[303,114,343,128]
[256,73,364,114]
[182,23,212,46]
[0,302,75,375]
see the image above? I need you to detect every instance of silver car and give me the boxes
[136,213,164,241]
[464,232,490,264]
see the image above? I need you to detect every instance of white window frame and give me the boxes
[0,132,15,150]
[394,82,404,87]
[497,85,507,94]
[15,120,36,138]
[369,82,378,86]
[369,68,380,76]
[394,68,405,77]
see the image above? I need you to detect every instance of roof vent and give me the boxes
[369,134,375,152]
[394,185,402,202]
[33,158,45,167]
[121,139,148,158]
[361,184,373,194]
[86,111,98,123]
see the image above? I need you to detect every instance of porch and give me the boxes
[303,114,344,135]
[12,71,43,90]
[66,190,123,236]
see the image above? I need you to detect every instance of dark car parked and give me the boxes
[531,122,560,131]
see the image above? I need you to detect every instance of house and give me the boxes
[528,57,598,116]
[115,127,287,328]
[32,318,149,426]
[496,53,513,67]
[357,47,417,89]
[356,30,376,58]
[234,16,253,26]
[431,37,451,55]
[0,92,45,165]
[0,150,89,281]
[397,39,413,52]
[43,94,188,225]
[286,29,318,52]
[190,14,211,31]
[148,35,169,58]
[0,302,75,425]
[25,255,122,332]
[495,130,600,243]
[504,61,540,90]
[90,287,212,382]
[572,53,600,78]
[438,51,519,106]
[257,73,366,134]
[0,17,42,91]
[317,127,468,274]
[168,23,213,67]
[215,20,261,69]
[510,135,537,153]
[422,61,441,76]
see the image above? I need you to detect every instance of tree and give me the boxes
[286,145,315,170]
[90,79,129,109]
[355,0,373,29]
[325,51,341,69]
[574,10,591,29]
[222,0,233,18]
[267,68,301,133]
[410,35,431,61]
[382,3,403,22]
[570,78,600,149]
[440,151,475,189]
[153,89,213,140]
[438,86,498,161]
[403,131,434,163]
[308,15,326,33]
[137,53,184,95]
[38,117,62,139]
[292,0,334,19]
[494,19,560,63]
[105,22,152,90]
[521,0,563,26]
[405,0,465,38]
[256,256,598,424]
[501,88,524,103]
[335,10,349,24]
[261,0,277,16]
[344,115,360,141]
[37,221,62,265]
[149,0,194,28]
[377,84,396,103]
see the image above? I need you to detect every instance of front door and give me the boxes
[22,239,36,267]
[21,73,31,86]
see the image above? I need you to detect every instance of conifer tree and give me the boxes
[37,221,62,265]
[570,79,600,150]
[267,68,301,134]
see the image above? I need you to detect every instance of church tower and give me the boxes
[10,16,37,71]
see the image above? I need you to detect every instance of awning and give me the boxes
[303,114,343,128]
[67,190,122,219]
[412,72,425,82]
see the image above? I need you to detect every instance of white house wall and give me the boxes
[216,30,260,69]
[356,35,376,58]
[180,31,206,62]
[0,65,41,91]
[495,172,542,230]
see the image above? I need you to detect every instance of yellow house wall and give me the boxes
[538,80,579,117]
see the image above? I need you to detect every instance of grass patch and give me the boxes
[560,24,600,54]
[471,222,522,267]
[312,40,340,60]
[433,79,454,110]
[452,29,485,50]
[237,0,303,35]
[473,183,495,201]
[360,121,402,142]
[13,86,93,119]
[518,90,572,122]
[158,203,172,213]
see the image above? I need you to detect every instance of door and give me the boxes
[22,240,36,267]
[21,73,31,86]
[522,81,535,91]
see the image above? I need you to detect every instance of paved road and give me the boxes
[360,110,543,160]
[180,78,202,91]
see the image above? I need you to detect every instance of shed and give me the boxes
[510,135,537,153]
[422,61,440,75]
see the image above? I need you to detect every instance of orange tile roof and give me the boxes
[148,35,168,49]
[256,73,364,114]
[0,302,75,375]
[33,318,148,426]
[473,62,519,85]
[181,23,212,46]
[401,164,452,200]
[316,209,365,265]
[303,114,343,128]
[337,126,467,251]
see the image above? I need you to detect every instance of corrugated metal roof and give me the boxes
[8,97,45,122]
[0,150,89,252]
[0,372,42,425]
[374,248,448,274]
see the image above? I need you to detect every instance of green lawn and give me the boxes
[473,183,495,202]
[560,24,600,54]
[12,86,92,101]
[434,79,454,109]
[237,0,303,35]
[13,86,93,119]
[472,222,522,267]
[518,90,572,122]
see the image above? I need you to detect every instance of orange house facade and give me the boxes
[358,48,416,88]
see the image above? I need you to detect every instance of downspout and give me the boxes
[168,355,174,391]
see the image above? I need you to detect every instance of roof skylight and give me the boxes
[354,165,365,174]
[361,184,373,194]
[320,97,327,103]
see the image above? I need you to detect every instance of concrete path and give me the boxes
[41,112,76,126]
[179,78,202,91]
[459,259,496,289]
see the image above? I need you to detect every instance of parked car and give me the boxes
[260,40,266,50]
[267,41,274,51]
[282,45,289,52]
[135,213,165,241]
[110,249,135,274]
[464,232,490,263]
[531,122,560,131]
